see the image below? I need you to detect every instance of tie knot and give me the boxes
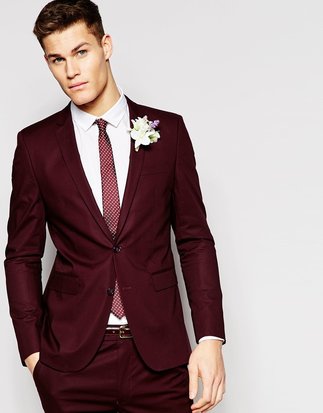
[95,118,108,133]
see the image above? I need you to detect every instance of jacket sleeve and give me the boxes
[4,131,46,365]
[171,116,226,344]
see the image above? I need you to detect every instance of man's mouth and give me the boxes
[69,82,88,90]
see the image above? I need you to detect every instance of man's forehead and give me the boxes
[43,22,97,54]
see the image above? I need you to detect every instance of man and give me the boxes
[4,1,226,412]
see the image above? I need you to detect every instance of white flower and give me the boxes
[130,116,160,152]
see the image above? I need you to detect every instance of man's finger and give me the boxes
[188,364,199,400]
[213,377,225,407]
[191,375,213,411]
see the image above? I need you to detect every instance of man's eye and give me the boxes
[53,57,64,64]
[77,50,87,56]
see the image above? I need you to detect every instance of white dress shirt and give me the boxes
[70,90,223,342]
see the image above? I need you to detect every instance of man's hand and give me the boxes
[24,352,40,375]
[188,340,225,412]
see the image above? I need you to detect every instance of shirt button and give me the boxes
[113,245,121,253]
[107,288,115,296]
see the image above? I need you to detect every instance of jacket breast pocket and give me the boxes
[47,272,82,295]
[151,268,178,291]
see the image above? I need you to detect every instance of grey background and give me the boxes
[1,0,322,412]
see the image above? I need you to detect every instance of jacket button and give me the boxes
[113,245,121,253]
[107,288,115,296]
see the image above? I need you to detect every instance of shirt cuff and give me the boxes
[199,336,225,343]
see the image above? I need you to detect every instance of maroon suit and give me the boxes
[5,97,225,377]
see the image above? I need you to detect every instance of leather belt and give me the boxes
[105,325,133,339]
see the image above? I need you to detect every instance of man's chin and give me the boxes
[69,96,92,108]
[63,89,90,107]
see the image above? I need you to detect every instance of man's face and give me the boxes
[43,22,112,111]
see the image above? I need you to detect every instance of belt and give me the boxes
[105,325,133,339]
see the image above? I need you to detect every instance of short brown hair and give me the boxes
[33,0,105,47]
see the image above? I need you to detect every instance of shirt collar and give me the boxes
[70,87,127,131]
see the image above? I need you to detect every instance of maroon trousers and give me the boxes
[33,331,192,412]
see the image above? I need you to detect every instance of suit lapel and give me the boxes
[116,96,145,239]
[55,98,145,243]
[55,104,114,243]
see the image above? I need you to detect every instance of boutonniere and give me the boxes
[130,116,160,152]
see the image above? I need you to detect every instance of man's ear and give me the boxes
[101,34,113,61]
[44,54,49,65]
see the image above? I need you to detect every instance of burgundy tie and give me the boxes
[95,118,125,319]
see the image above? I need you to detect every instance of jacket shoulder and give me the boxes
[126,97,183,124]
[19,105,70,140]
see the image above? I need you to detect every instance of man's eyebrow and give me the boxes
[47,42,91,59]
[71,42,91,53]
[47,52,62,59]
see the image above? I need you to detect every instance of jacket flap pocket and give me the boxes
[151,269,177,291]
[48,273,81,295]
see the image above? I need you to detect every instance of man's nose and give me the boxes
[66,58,80,79]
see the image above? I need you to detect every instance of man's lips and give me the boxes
[69,82,88,90]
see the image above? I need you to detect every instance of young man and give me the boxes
[5,1,226,412]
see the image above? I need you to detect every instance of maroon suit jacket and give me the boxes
[5,97,225,372]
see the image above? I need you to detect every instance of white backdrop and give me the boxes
[1,1,322,412]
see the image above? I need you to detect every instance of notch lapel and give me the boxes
[55,105,114,243]
[115,97,145,239]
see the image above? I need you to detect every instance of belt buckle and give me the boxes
[119,325,132,339]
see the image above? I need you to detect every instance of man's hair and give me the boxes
[33,0,105,47]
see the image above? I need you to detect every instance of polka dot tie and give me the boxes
[95,118,125,319]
